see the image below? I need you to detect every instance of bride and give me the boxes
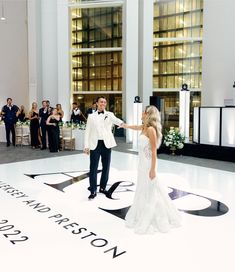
[121,105,181,234]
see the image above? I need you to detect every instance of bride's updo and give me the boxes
[144,105,162,149]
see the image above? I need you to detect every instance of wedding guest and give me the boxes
[56,104,64,122]
[1,98,20,147]
[28,102,41,149]
[46,100,53,115]
[18,105,26,122]
[71,102,82,124]
[86,101,97,117]
[39,100,50,150]
[46,108,60,152]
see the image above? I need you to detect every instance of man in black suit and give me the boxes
[39,100,50,149]
[71,102,82,124]
[46,100,53,114]
[1,98,20,147]
[86,101,97,117]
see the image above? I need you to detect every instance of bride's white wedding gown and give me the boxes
[125,134,181,234]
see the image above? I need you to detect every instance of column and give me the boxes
[27,0,42,107]
[122,0,139,143]
[138,0,154,107]
[179,90,190,142]
[41,0,58,105]
[57,0,70,121]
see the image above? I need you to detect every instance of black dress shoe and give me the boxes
[99,188,108,195]
[88,193,97,200]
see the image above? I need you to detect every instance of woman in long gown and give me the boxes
[28,102,40,149]
[46,108,60,152]
[56,104,64,122]
[122,105,181,234]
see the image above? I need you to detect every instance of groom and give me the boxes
[84,96,124,200]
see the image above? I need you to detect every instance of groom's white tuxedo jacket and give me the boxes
[84,110,123,150]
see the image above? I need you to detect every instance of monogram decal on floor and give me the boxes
[25,170,229,218]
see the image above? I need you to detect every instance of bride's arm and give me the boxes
[147,126,157,180]
[121,124,143,130]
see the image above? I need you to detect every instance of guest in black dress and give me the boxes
[28,102,40,149]
[18,105,26,122]
[56,104,64,122]
[46,108,60,152]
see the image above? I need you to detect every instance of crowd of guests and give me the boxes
[0,97,97,152]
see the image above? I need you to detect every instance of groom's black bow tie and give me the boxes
[98,111,104,114]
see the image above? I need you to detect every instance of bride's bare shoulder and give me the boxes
[146,126,156,134]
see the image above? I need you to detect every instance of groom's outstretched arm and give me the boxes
[109,112,124,127]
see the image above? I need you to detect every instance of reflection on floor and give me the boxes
[0,151,234,272]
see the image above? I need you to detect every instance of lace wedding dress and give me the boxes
[125,134,181,234]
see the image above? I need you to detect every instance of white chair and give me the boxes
[15,124,23,146]
[15,124,30,146]
[61,127,75,150]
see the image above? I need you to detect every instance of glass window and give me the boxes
[71,7,122,49]
[152,92,180,131]
[71,51,122,93]
[153,0,203,135]
[153,41,202,89]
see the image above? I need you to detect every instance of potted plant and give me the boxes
[163,127,185,155]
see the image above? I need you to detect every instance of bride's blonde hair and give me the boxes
[144,105,162,149]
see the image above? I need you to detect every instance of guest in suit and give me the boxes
[39,100,50,150]
[86,101,97,117]
[1,98,20,147]
[46,108,60,152]
[28,102,40,149]
[84,96,124,200]
[71,102,82,124]
[18,105,26,122]
[46,100,53,115]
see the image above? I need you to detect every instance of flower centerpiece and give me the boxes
[16,120,30,126]
[163,127,185,155]
[78,121,86,130]
[58,121,64,127]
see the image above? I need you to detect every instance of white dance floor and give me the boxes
[0,151,234,272]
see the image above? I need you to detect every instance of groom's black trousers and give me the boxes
[89,140,111,194]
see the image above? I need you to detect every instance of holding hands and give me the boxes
[118,123,127,129]
[84,148,90,155]
[119,123,143,131]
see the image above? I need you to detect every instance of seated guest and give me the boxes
[56,104,64,122]
[1,98,20,147]
[46,108,60,152]
[28,102,41,149]
[18,105,26,122]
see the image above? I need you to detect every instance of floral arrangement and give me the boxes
[163,127,185,150]
[78,122,86,130]
[64,121,86,130]
[16,120,30,126]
